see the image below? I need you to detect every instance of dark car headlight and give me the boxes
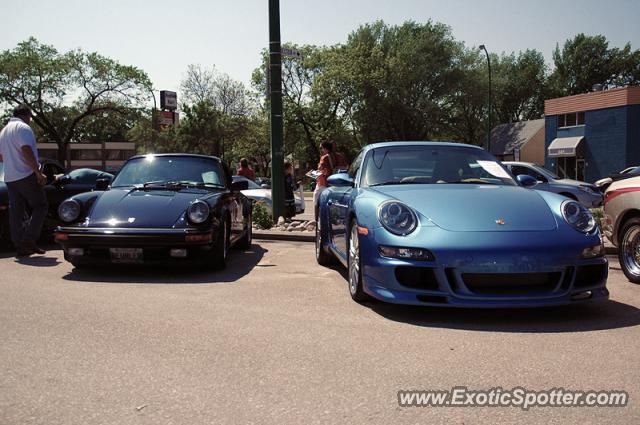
[187,200,210,224]
[58,199,81,223]
[561,200,596,233]
[378,201,418,236]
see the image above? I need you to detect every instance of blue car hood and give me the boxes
[88,188,210,228]
[372,185,557,232]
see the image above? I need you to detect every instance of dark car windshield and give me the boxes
[111,155,225,188]
[232,175,261,189]
[361,145,517,187]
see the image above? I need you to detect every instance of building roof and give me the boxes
[545,86,640,115]
[489,119,545,156]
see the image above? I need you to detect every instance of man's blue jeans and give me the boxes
[6,173,48,247]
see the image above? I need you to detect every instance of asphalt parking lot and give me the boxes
[1,240,639,424]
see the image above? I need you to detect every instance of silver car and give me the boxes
[603,175,640,284]
[503,161,603,208]
[233,175,305,216]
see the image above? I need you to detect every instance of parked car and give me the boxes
[595,166,640,192]
[502,161,602,208]
[316,141,608,307]
[0,160,113,245]
[55,154,252,269]
[603,175,640,283]
[233,175,305,216]
[254,176,271,188]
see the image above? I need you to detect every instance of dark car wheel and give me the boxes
[210,219,230,270]
[315,213,334,265]
[237,212,252,249]
[619,217,640,284]
[348,219,370,302]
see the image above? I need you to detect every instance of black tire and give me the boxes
[347,218,370,302]
[237,212,252,249]
[315,213,334,266]
[210,218,230,270]
[618,217,640,284]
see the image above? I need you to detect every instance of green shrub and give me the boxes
[252,202,273,229]
[590,207,605,233]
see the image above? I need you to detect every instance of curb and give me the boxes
[253,230,315,242]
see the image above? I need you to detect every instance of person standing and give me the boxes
[313,141,336,221]
[0,105,48,256]
[284,162,298,220]
[237,158,256,181]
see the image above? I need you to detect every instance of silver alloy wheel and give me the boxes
[348,224,360,296]
[621,224,640,278]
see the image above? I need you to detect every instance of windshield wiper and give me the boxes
[369,180,427,187]
[166,181,226,189]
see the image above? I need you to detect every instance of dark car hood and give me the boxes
[371,184,557,232]
[87,188,214,228]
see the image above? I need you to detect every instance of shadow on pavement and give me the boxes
[369,299,640,333]
[14,255,62,267]
[62,244,268,285]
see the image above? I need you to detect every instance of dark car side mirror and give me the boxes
[327,172,354,187]
[95,178,111,191]
[231,180,249,192]
[517,174,538,188]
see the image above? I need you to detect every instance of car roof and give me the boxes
[128,153,221,161]
[362,141,484,151]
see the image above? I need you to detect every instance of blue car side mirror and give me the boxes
[517,174,538,188]
[327,172,354,187]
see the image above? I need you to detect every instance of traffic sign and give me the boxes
[281,48,301,58]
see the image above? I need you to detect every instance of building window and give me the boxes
[70,149,103,160]
[558,112,585,128]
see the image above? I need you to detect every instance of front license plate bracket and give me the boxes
[109,248,143,264]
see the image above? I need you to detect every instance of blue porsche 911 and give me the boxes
[315,142,608,307]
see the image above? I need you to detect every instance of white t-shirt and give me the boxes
[0,117,39,182]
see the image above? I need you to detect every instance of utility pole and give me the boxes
[268,0,284,223]
[479,44,492,153]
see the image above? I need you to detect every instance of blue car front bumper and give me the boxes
[358,227,608,308]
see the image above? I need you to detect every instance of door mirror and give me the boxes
[95,178,110,191]
[231,180,249,191]
[517,174,538,188]
[327,172,354,187]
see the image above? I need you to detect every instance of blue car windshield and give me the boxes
[111,156,225,187]
[361,145,517,187]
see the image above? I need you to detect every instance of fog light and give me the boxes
[68,248,84,257]
[170,249,188,258]
[379,246,434,261]
[581,244,604,258]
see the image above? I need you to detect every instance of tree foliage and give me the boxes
[0,37,152,162]
[550,34,640,96]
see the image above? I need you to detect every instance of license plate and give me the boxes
[110,248,143,264]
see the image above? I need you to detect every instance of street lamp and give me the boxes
[479,44,492,153]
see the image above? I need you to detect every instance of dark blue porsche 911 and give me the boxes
[315,142,608,307]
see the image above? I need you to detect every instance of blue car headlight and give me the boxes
[561,200,596,233]
[58,199,81,223]
[188,200,210,224]
[378,201,418,236]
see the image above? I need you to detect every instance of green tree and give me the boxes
[550,34,640,96]
[0,37,152,162]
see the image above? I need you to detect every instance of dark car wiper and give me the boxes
[369,180,427,187]
[166,181,226,189]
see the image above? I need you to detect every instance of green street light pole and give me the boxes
[269,0,284,223]
[479,44,492,153]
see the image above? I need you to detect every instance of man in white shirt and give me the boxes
[0,105,48,256]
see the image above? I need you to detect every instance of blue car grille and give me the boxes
[574,264,607,288]
[460,272,562,295]
[395,267,439,290]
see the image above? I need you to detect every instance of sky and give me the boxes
[2,0,639,106]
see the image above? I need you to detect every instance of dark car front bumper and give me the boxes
[55,226,218,266]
